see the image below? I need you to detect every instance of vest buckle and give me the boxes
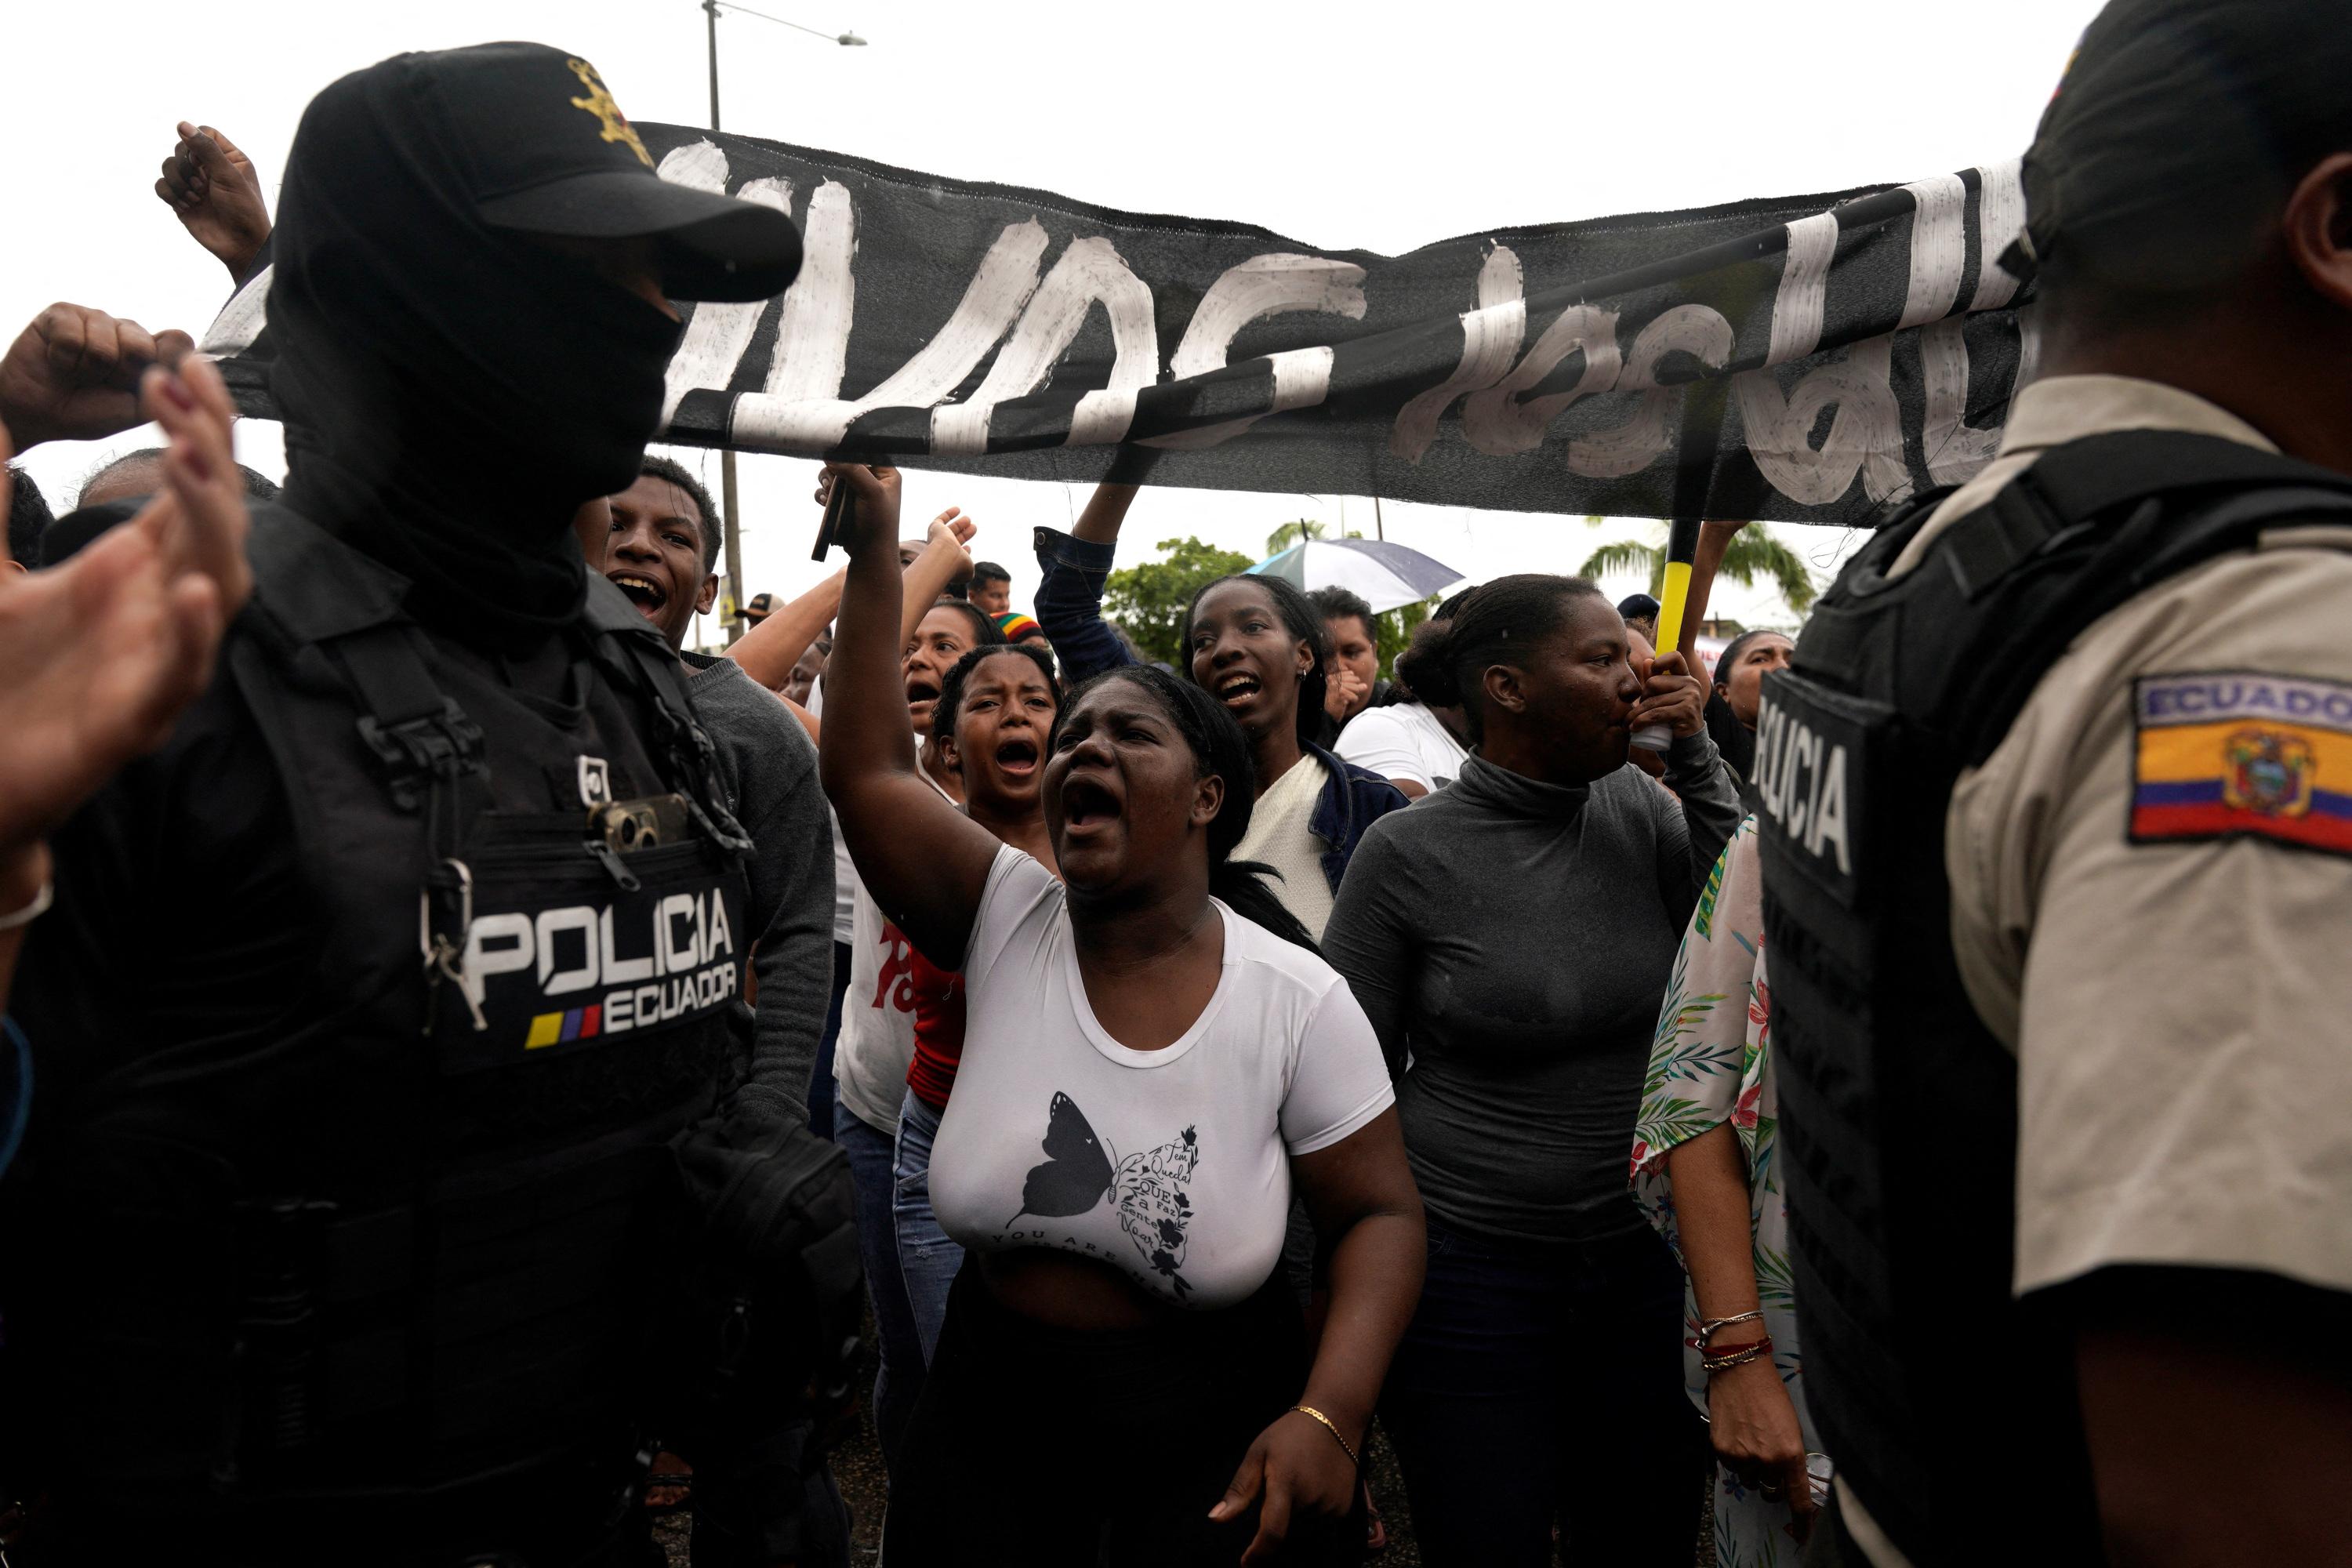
[356,701,486,812]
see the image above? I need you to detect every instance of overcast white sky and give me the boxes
[3,0,2101,645]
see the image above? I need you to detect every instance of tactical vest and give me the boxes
[19,507,756,1559]
[1758,431,2352,1564]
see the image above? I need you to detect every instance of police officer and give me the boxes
[1756,2,2352,1563]
[2,43,800,1564]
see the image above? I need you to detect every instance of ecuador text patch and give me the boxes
[2130,672,2352,855]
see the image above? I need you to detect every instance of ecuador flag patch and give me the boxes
[2130,672,2352,856]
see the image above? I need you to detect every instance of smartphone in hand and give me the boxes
[811,473,856,562]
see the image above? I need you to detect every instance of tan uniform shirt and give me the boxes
[1841,376,2352,1568]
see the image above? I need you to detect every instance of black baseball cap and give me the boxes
[407,42,800,302]
[1617,593,1661,620]
[2020,0,2352,286]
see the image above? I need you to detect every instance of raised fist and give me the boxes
[156,122,271,281]
[0,303,194,450]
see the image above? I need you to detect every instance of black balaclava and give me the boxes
[270,51,685,652]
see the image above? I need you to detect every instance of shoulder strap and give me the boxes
[1944,434,2352,764]
[590,623,754,858]
[2018,429,2352,521]
[1940,432,2352,601]
[239,505,488,817]
[334,626,488,816]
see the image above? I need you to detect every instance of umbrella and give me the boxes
[1248,538,1467,614]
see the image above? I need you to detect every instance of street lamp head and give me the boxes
[837,31,867,45]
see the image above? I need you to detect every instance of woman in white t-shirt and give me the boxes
[818,463,1426,1566]
[1034,480,1408,942]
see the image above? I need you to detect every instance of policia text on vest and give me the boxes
[459,875,742,1056]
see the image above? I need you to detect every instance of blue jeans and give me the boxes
[1380,1218,1705,1566]
[806,941,851,1141]
[892,1089,966,1365]
[832,1098,923,1476]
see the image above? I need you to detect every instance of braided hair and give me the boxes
[1050,665,1319,954]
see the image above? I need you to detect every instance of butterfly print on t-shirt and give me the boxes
[1009,1091,1201,1297]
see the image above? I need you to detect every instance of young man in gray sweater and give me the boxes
[582,458,850,1566]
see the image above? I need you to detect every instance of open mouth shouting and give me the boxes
[1213,670,1263,711]
[994,736,1040,779]
[903,672,942,719]
[1058,775,1122,839]
[608,569,669,623]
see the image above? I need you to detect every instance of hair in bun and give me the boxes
[1396,575,1605,739]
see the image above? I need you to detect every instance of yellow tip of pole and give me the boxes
[1654,558,1694,656]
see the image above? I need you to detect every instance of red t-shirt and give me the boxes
[891,920,967,1110]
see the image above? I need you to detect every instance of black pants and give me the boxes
[1380,1218,1705,1566]
[680,1416,851,1568]
[887,1262,1364,1566]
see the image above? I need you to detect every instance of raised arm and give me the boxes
[725,568,844,691]
[1679,521,1747,671]
[900,505,977,643]
[154,123,272,284]
[1034,451,1163,683]
[815,464,1005,967]
[0,358,250,1018]
[1073,479,1138,546]
[0,303,196,451]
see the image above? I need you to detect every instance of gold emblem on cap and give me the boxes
[566,58,653,169]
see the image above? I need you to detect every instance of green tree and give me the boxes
[1375,597,1435,682]
[1265,518,1327,556]
[1577,520,1817,616]
[1102,536,1256,667]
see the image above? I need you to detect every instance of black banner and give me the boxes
[202,125,2035,526]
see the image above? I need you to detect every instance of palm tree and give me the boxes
[1265,518,1327,556]
[1577,519,1817,615]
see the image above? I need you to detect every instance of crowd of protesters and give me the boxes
[8,2,2352,1565]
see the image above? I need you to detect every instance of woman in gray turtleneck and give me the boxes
[1323,574,1738,1566]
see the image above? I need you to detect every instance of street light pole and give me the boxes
[697,0,865,645]
[700,0,749,644]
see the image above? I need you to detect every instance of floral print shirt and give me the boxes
[1632,817,1824,1556]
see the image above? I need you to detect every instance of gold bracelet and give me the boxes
[1290,1405,1360,1468]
